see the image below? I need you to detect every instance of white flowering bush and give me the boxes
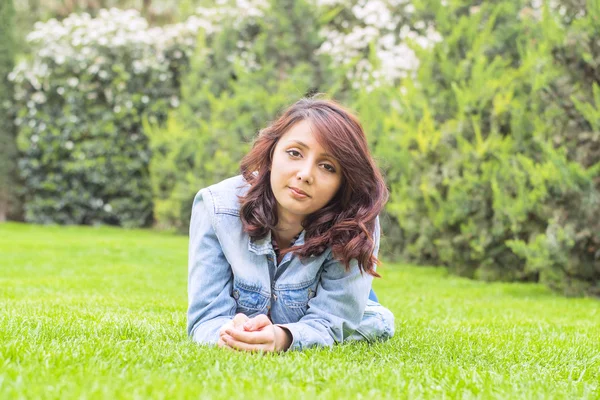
[190,0,442,90]
[10,8,199,227]
[191,0,442,89]
[314,0,442,90]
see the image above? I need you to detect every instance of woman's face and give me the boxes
[270,120,343,223]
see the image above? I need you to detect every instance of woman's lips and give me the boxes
[289,187,309,198]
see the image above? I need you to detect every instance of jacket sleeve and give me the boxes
[276,217,381,351]
[187,189,237,345]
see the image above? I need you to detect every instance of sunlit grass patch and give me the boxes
[1,222,598,399]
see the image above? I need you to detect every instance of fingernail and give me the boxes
[225,329,232,335]
[244,322,252,330]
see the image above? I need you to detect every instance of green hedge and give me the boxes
[147,0,335,232]
[0,0,18,221]
[10,9,196,227]
[340,0,599,296]
[506,0,600,296]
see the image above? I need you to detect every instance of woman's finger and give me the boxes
[219,320,235,337]
[223,334,271,352]
[243,314,272,331]
[225,328,271,344]
[219,314,249,337]
[232,313,250,329]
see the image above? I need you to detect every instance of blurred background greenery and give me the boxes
[1,0,598,297]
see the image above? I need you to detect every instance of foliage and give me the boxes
[147,0,334,232]
[339,0,599,296]
[9,9,198,227]
[0,0,19,221]
[315,0,442,89]
[506,0,600,296]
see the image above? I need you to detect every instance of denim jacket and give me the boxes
[187,175,394,350]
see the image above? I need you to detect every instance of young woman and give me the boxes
[187,97,394,352]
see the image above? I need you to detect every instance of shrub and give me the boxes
[10,9,198,227]
[506,1,600,296]
[147,0,335,232]
[314,0,441,89]
[343,0,600,295]
[0,0,19,222]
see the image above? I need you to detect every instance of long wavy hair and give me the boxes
[238,97,388,277]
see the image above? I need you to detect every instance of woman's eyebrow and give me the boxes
[289,140,333,158]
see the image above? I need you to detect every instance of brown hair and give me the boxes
[238,97,388,277]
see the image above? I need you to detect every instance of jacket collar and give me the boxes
[248,229,306,255]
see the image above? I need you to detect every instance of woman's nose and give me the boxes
[296,162,314,184]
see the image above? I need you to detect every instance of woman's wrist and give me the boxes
[274,325,293,351]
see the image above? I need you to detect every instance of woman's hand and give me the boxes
[221,314,292,352]
[217,313,249,349]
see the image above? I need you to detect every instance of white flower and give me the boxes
[31,92,47,104]
[132,60,145,73]
[315,0,443,88]
[112,36,125,47]
[65,141,74,150]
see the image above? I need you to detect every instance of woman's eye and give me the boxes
[322,164,336,173]
[287,150,301,158]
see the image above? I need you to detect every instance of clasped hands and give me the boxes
[218,313,292,353]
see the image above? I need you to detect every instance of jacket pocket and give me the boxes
[232,281,269,312]
[280,282,317,309]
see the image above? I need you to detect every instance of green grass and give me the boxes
[1,222,599,399]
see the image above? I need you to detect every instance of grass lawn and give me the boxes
[1,222,599,399]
